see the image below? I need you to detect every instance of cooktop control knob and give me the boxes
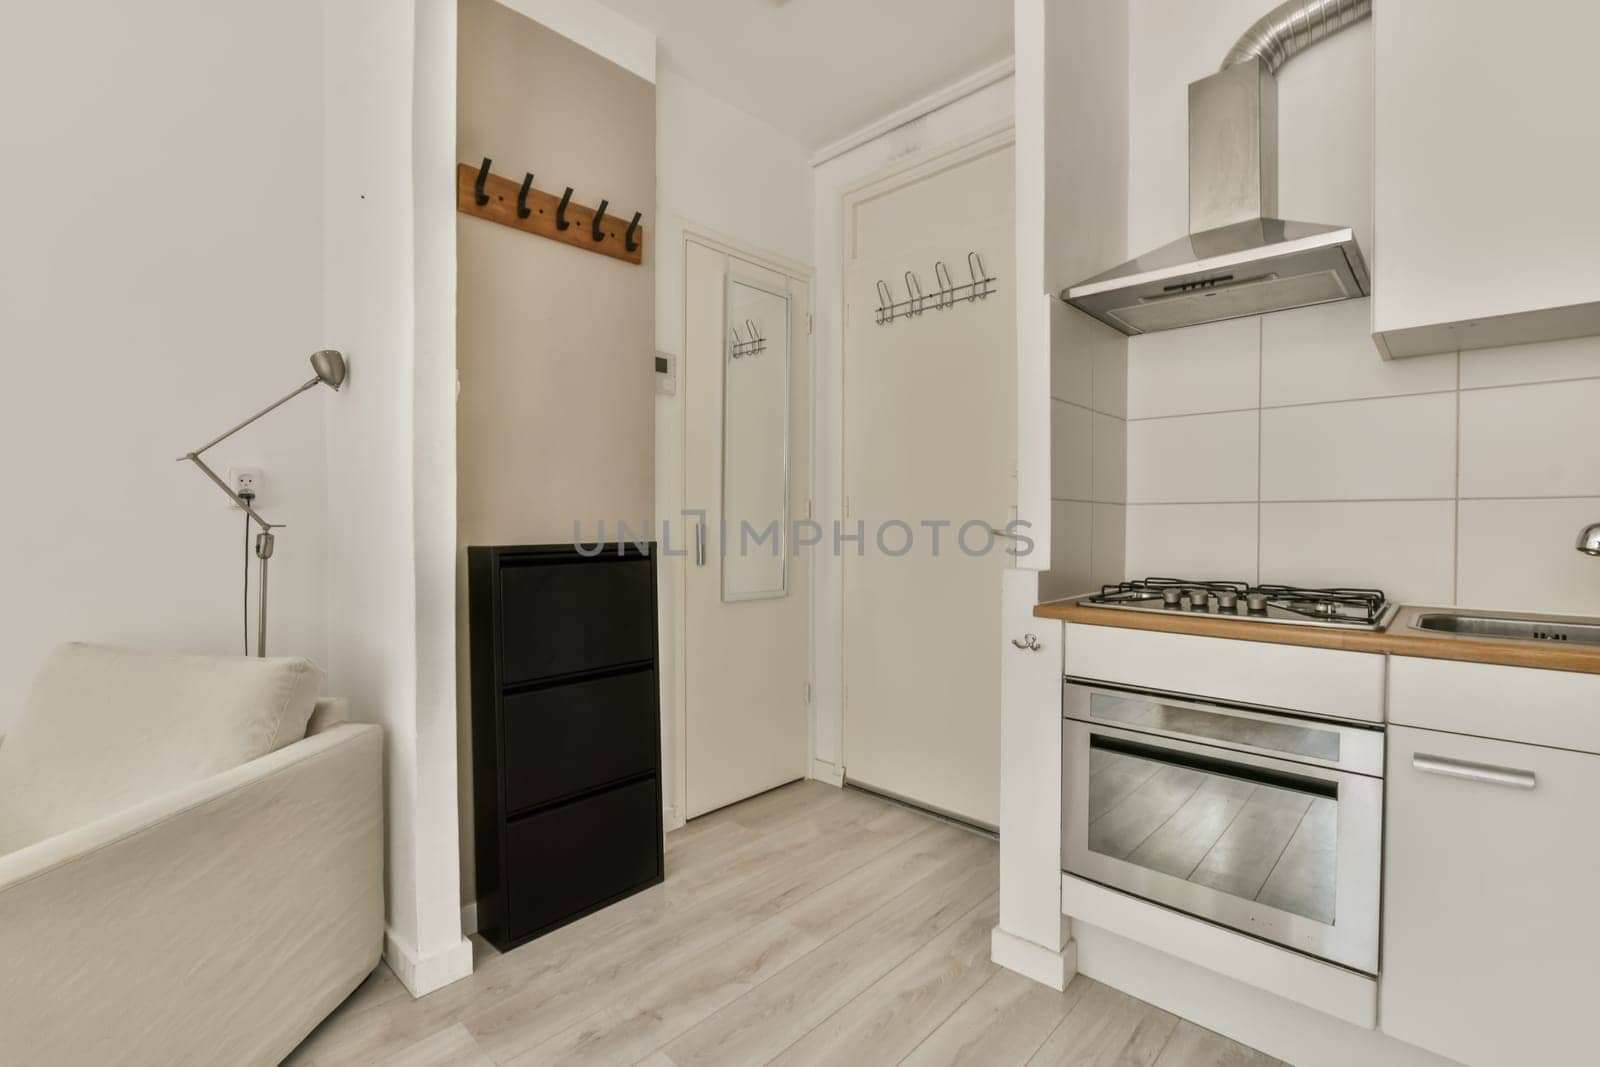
[1162,587,1183,608]
[1216,590,1239,612]
[1246,592,1269,614]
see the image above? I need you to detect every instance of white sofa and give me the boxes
[0,644,384,1066]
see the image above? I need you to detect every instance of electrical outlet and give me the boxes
[228,467,263,503]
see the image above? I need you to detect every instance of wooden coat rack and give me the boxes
[455,159,644,266]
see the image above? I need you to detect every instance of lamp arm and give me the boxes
[177,374,323,529]
[186,375,321,457]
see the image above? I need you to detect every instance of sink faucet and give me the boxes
[1579,523,1600,556]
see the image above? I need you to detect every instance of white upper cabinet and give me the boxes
[1373,0,1600,358]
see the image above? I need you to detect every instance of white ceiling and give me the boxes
[593,0,1014,151]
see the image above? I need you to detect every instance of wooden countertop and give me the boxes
[1033,599,1600,675]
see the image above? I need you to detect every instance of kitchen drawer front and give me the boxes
[504,776,662,941]
[499,558,656,684]
[1064,624,1385,722]
[1381,726,1600,1066]
[502,669,659,813]
[1389,656,1600,754]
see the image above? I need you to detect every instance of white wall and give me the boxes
[1122,0,1600,616]
[810,75,1015,778]
[654,64,814,826]
[322,0,472,995]
[0,0,329,729]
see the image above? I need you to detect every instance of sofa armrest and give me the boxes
[0,722,384,1067]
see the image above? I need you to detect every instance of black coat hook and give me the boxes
[474,157,492,206]
[555,187,574,230]
[625,212,642,253]
[591,199,609,242]
[516,173,534,219]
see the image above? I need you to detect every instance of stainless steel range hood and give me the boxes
[1066,0,1372,336]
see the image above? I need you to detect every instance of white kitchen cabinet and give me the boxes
[1372,0,1600,358]
[1381,725,1600,1067]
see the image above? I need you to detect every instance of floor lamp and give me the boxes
[180,349,347,656]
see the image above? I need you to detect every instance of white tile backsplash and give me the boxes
[1125,503,1258,582]
[1460,334,1600,390]
[1044,499,1093,601]
[1126,316,1259,419]
[1458,499,1600,617]
[1459,379,1600,499]
[1051,399,1093,501]
[1261,299,1457,407]
[1127,410,1259,504]
[1093,412,1126,504]
[1092,325,1129,420]
[1052,300,1094,408]
[1260,392,1456,501]
[1091,504,1126,589]
[1259,501,1456,605]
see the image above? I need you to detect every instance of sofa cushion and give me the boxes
[0,644,323,855]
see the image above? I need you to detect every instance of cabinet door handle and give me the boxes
[1011,633,1042,651]
[695,524,706,567]
[1412,753,1536,791]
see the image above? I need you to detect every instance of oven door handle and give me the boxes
[1062,678,1385,778]
[1412,753,1536,790]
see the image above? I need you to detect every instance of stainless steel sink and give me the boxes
[1411,611,1600,647]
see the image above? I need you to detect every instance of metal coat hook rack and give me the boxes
[729,319,767,359]
[875,251,998,325]
[455,157,645,266]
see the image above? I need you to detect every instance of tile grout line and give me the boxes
[1124,371,1600,426]
[1257,317,1264,586]
[1453,351,1462,606]
[1123,494,1600,507]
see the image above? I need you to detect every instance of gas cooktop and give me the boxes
[1077,578,1397,631]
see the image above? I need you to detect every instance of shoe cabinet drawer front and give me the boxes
[1064,623,1386,722]
[498,557,656,684]
[504,776,662,941]
[502,669,659,813]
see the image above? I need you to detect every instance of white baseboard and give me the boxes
[808,758,844,787]
[460,902,478,937]
[1073,922,1454,1067]
[1063,873,1375,1028]
[384,927,474,999]
[990,926,1077,991]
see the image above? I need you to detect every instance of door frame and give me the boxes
[834,123,1016,789]
[672,221,815,829]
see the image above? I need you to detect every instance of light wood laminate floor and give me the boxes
[289,781,1283,1066]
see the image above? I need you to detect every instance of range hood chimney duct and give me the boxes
[1064,0,1374,337]
[1222,0,1372,76]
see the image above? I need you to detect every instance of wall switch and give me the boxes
[228,467,263,502]
[655,351,676,396]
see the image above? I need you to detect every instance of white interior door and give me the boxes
[842,135,1016,827]
[683,240,812,818]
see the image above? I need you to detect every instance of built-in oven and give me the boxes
[1062,679,1383,974]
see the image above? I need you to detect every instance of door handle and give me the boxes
[1412,753,1536,790]
[1011,633,1042,651]
[695,523,706,567]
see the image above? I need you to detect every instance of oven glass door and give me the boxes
[1062,685,1382,973]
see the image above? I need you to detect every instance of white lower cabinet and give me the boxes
[1381,725,1600,1067]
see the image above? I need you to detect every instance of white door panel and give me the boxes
[842,140,1016,827]
[684,241,811,818]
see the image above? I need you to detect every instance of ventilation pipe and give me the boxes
[1221,0,1372,74]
